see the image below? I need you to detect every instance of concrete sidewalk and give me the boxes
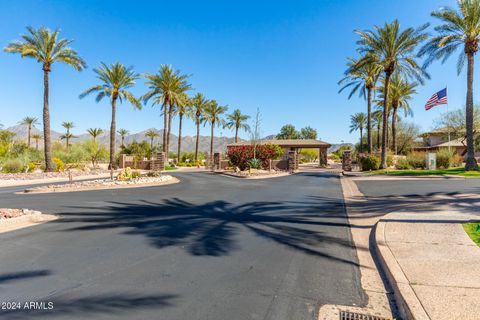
[375,210,480,320]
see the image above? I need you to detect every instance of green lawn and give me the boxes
[367,167,480,177]
[463,223,480,247]
[164,166,178,171]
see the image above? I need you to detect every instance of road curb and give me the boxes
[374,215,430,320]
[0,213,58,233]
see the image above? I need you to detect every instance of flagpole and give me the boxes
[446,85,451,152]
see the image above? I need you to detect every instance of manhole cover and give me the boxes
[340,310,391,320]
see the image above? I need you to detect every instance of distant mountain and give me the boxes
[5,125,239,153]
[5,124,350,153]
[328,143,354,153]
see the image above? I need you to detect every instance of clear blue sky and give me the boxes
[0,0,469,143]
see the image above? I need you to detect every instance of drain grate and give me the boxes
[340,311,391,320]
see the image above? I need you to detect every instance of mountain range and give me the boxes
[5,124,348,153]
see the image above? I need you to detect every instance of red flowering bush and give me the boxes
[227,144,284,170]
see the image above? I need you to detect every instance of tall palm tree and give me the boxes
[87,128,103,142]
[191,93,208,161]
[349,112,367,152]
[226,109,250,143]
[356,20,428,168]
[60,132,75,150]
[5,27,86,171]
[203,100,227,165]
[19,116,39,147]
[377,73,416,154]
[80,62,141,169]
[175,94,192,163]
[419,0,480,170]
[117,128,129,148]
[142,65,191,157]
[339,55,381,154]
[145,129,160,151]
[32,133,42,151]
[61,121,75,150]
[372,110,383,150]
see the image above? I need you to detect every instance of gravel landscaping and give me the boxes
[0,169,111,181]
[23,174,177,193]
[0,208,42,220]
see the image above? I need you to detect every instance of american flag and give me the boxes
[425,88,447,110]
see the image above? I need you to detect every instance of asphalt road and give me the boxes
[355,178,480,216]
[0,171,364,320]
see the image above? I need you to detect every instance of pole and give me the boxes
[446,85,451,152]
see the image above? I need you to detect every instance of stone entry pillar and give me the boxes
[319,147,327,167]
[213,153,220,170]
[288,151,297,173]
[151,152,166,171]
[342,150,352,171]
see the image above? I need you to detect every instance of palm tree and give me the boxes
[80,62,141,169]
[356,20,428,168]
[61,121,75,150]
[19,116,39,147]
[175,94,192,163]
[145,129,160,152]
[117,128,129,148]
[349,112,367,152]
[419,1,480,170]
[203,100,227,165]
[226,109,250,143]
[339,55,381,154]
[372,110,383,150]
[377,73,416,154]
[191,93,208,161]
[5,27,86,171]
[60,132,75,150]
[142,65,191,157]
[87,128,103,142]
[32,133,42,150]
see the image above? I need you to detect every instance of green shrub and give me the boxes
[27,162,36,172]
[406,152,426,169]
[436,149,453,169]
[53,157,65,172]
[1,159,24,173]
[360,155,380,171]
[387,154,394,167]
[395,158,412,170]
[248,158,262,169]
[131,170,141,179]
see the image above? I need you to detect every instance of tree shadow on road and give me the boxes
[0,270,51,285]
[1,293,177,319]
[57,197,367,267]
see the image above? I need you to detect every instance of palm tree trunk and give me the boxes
[235,126,239,143]
[43,68,53,172]
[377,123,381,150]
[35,139,39,151]
[380,72,391,169]
[66,137,69,151]
[166,101,173,157]
[27,125,31,148]
[195,118,200,161]
[392,104,398,155]
[359,128,363,153]
[150,137,154,150]
[110,96,117,169]
[162,101,168,153]
[367,87,372,154]
[210,121,215,167]
[121,136,125,148]
[465,52,478,170]
[177,113,183,163]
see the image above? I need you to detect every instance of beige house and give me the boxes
[415,128,466,155]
